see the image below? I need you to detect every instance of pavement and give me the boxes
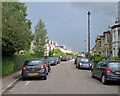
[3,60,119,94]
[1,70,22,94]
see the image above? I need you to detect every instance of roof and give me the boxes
[103,31,110,34]
[111,24,120,29]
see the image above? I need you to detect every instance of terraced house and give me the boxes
[91,19,120,59]
[111,24,120,58]
[95,35,101,55]
[103,31,110,58]
[100,35,105,56]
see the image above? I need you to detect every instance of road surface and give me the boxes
[5,60,119,94]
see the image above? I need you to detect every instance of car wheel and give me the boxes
[91,71,95,78]
[101,75,108,84]
[43,75,47,80]
[22,77,26,81]
[76,64,78,68]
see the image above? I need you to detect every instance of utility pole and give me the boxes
[88,11,90,62]
[85,40,87,53]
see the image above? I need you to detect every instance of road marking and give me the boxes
[25,81,30,86]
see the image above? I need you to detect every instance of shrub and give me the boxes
[112,56,119,61]
[2,57,14,75]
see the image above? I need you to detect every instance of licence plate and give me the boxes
[29,73,38,76]
[116,72,120,74]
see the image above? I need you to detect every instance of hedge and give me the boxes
[2,54,39,76]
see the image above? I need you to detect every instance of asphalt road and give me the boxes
[5,60,119,94]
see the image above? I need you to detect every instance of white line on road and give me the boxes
[25,81,31,86]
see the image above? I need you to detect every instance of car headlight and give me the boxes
[90,63,92,66]
[79,63,82,65]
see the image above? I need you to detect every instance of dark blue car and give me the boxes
[76,58,92,69]
[91,60,120,84]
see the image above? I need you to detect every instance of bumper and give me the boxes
[61,59,67,61]
[50,62,56,65]
[106,75,120,81]
[79,65,91,69]
[22,70,46,78]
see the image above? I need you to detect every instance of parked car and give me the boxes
[91,60,120,84]
[22,59,49,80]
[76,58,91,69]
[53,57,60,64]
[66,56,70,60]
[74,56,83,64]
[47,57,57,66]
[61,57,67,61]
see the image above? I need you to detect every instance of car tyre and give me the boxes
[101,74,108,85]
[22,77,26,81]
[76,64,78,68]
[43,75,47,80]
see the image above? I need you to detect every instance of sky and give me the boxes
[24,2,118,52]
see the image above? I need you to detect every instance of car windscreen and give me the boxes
[47,58,54,61]
[108,62,120,69]
[80,58,89,62]
[25,60,43,66]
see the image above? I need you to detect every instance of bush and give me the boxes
[12,55,26,72]
[112,56,119,60]
[2,56,14,75]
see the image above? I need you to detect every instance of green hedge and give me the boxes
[2,54,39,76]
[2,56,14,75]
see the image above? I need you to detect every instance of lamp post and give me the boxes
[88,11,91,62]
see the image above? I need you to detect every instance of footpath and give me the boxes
[1,71,22,94]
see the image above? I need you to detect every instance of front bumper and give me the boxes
[79,65,92,69]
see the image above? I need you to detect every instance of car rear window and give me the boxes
[25,60,43,66]
[108,62,120,69]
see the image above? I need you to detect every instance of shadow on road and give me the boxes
[93,77,120,86]
[19,77,46,81]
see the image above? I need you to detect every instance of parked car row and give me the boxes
[61,56,72,61]
[22,57,61,80]
[22,56,73,80]
[74,56,120,85]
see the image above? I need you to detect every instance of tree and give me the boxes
[2,2,33,55]
[34,19,48,58]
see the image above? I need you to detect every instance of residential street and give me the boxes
[5,60,119,94]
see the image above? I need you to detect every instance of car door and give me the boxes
[94,61,103,78]
[99,61,107,78]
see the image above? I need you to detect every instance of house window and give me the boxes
[102,51,104,56]
[118,30,120,40]
[102,39,104,46]
[106,35,109,44]
[114,30,116,41]
[106,50,109,57]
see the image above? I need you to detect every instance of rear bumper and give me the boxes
[22,70,46,78]
[106,75,120,81]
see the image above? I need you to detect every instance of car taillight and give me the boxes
[105,68,112,74]
[22,66,26,70]
[40,65,45,70]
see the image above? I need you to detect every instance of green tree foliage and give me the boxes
[2,2,33,55]
[49,48,66,57]
[34,19,48,58]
